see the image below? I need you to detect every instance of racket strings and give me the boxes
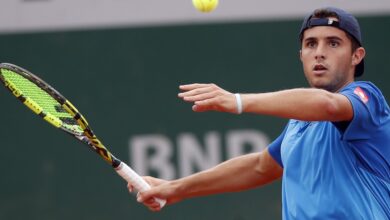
[1,69,83,134]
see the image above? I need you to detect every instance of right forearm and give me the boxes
[172,152,281,200]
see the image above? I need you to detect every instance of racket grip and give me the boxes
[115,162,166,208]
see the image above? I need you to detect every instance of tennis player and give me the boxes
[129,7,390,219]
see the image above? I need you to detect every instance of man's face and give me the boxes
[300,24,356,92]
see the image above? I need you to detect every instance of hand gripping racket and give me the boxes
[0,63,166,208]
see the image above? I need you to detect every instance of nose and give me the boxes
[314,43,326,60]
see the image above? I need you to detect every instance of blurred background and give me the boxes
[0,0,389,219]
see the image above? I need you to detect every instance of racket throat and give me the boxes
[75,135,121,168]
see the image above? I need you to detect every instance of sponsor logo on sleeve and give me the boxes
[354,87,369,103]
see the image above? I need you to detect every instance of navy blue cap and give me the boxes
[299,7,364,77]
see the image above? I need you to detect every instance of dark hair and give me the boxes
[311,8,360,52]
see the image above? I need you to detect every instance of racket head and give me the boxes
[0,63,120,166]
[0,63,82,134]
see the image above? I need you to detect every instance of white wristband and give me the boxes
[235,93,243,114]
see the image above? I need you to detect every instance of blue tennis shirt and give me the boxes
[269,81,390,219]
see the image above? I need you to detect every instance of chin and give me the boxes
[309,80,331,90]
[314,83,338,92]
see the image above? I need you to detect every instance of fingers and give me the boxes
[137,190,164,212]
[178,83,238,113]
[179,83,211,91]
[178,84,217,102]
[127,177,169,211]
[127,183,134,193]
[182,90,218,103]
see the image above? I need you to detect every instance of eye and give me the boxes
[306,41,316,48]
[329,40,340,48]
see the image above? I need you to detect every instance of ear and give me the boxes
[299,50,303,62]
[352,47,366,66]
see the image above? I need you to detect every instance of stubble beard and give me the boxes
[306,72,349,92]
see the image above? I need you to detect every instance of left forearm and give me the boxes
[241,88,352,121]
[178,84,353,122]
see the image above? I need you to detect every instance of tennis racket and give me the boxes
[0,63,166,208]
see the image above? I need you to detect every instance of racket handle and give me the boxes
[115,162,166,208]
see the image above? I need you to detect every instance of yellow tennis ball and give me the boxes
[192,0,219,13]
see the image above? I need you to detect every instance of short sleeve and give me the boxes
[268,125,288,167]
[339,82,385,140]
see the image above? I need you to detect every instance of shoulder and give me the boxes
[341,81,382,94]
[340,81,385,103]
[341,81,390,125]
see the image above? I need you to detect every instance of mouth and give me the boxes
[313,64,328,74]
